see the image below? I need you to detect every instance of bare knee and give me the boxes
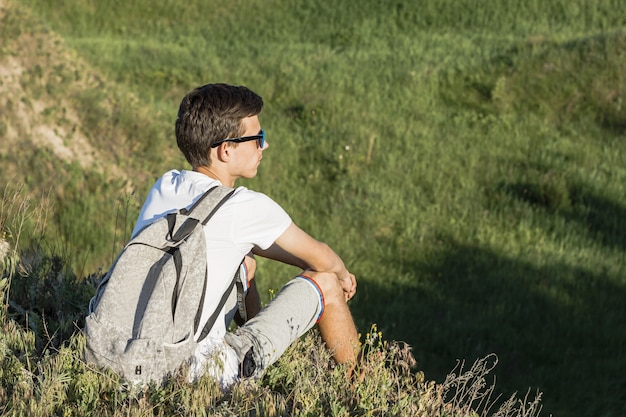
[300,271,345,306]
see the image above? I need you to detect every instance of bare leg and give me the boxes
[311,272,360,367]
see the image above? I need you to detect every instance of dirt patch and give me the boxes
[0,0,126,181]
[0,43,96,169]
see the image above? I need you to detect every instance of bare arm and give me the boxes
[252,241,309,269]
[253,222,356,300]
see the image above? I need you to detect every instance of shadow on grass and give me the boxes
[564,183,626,252]
[502,178,626,252]
[351,239,626,417]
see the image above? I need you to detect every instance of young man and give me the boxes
[131,83,359,388]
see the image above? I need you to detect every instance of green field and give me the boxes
[1,0,625,415]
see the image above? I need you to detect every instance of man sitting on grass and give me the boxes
[104,83,360,389]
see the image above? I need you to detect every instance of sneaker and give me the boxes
[224,332,259,379]
[189,337,240,391]
[239,346,257,378]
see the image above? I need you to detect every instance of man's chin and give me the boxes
[243,170,258,179]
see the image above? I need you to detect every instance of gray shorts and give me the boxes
[190,276,324,388]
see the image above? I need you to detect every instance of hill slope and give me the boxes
[0,0,181,273]
[2,0,626,415]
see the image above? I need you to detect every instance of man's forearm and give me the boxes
[253,244,310,269]
[316,243,350,281]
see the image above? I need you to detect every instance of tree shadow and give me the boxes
[500,176,626,252]
[351,238,626,417]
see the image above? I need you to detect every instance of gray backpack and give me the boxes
[84,185,245,386]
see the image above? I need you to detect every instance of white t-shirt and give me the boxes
[132,169,292,341]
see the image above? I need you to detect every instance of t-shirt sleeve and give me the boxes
[231,188,292,250]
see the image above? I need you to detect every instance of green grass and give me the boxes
[2,0,626,415]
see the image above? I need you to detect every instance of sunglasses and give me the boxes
[210,130,265,149]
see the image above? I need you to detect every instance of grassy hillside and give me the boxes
[2,0,625,415]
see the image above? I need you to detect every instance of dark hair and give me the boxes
[175,83,263,168]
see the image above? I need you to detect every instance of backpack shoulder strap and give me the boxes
[183,185,236,224]
[182,185,243,341]
[196,270,240,342]
[162,185,236,246]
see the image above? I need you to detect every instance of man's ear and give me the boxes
[214,143,231,162]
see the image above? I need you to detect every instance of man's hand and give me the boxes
[340,272,357,302]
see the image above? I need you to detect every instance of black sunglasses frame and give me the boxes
[210,130,265,149]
